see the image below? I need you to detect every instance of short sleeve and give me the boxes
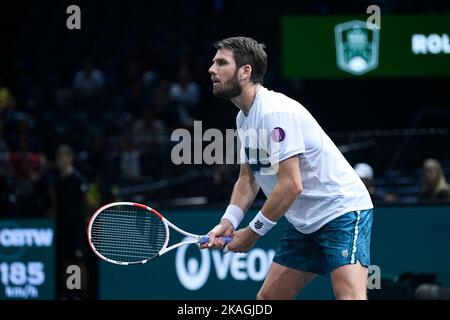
[259,111,305,166]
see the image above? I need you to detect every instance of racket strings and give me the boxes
[90,205,167,263]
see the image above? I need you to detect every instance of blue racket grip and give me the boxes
[199,236,232,244]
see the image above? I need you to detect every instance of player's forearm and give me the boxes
[229,175,260,212]
[260,179,302,222]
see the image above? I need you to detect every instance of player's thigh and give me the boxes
[317,209,373,300]
[257,262,316,300]
[331,261,368,300]
[315,209,373,274]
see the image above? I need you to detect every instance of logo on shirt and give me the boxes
[271,127,285,142]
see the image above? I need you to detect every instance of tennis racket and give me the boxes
[87,202,232,265]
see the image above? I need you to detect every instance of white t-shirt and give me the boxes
[236,87,373,234]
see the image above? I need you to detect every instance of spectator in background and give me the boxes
[131,109,168,180]
[354,162,398,203]
[169,66,200,127]
[73,59,105,101]
[419,158,450,202]
[114,133,142,183]
[153,80,173,127]
[0,85,16,116]
[9,133,50,216]
[73,58,105,121]
[79,133,108,181]
[141,68,159,106]
[354,163,383,202]
[0,85,37,149]
[10,134,46,181]
[51,144,97,299]
[131,108,167,149]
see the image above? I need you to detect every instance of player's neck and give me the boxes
[231,83,262,116]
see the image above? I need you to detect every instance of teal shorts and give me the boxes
[273,209,373,276]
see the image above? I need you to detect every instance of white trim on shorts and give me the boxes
[350,210,361,264]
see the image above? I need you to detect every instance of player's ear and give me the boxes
[240,64,252,81]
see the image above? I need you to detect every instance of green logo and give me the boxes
[335,20,380,75]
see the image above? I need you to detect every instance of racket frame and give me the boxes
[87,202,205,265]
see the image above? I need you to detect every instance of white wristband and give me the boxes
[221,204,244,229]
[249,211,276,236]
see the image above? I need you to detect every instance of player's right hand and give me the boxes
[201,219,234,250]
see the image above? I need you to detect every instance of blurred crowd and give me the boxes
[2,62,449,221]
[353,160,450,204]
[1,1,449,220]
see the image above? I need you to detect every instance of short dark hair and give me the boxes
[214,36,267,84]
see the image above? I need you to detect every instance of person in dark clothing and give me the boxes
[52,144,97,299]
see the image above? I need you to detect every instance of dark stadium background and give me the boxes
[1,0,449,300]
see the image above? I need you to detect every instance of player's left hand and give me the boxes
[226,226,260,253]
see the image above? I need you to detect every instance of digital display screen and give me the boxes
[282,14,450,78]
[0,219,55,299]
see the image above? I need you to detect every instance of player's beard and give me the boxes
[212,70,242,99]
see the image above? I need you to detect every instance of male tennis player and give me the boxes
[203,37,374,300]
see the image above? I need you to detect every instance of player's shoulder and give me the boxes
[259,87,304,116]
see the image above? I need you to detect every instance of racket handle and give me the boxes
[199,236,232,244]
